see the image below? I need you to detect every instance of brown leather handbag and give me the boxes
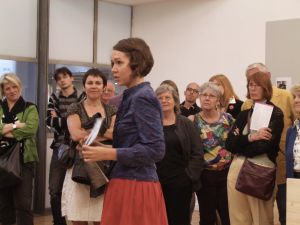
[235,158,276,201]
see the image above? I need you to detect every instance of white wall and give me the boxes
[0,0,37,58]
[132,0,300,100]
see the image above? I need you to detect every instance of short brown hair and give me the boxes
[113,38,154,78]
[82,68,107,87]
[246,71,273,101]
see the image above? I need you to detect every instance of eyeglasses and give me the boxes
[200,93,217,99]
[248,83,260,89]
[186,87,199,94]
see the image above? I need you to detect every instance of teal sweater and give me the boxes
[0,104,39,163]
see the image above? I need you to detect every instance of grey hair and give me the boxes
[155,84,180,115]
[291,82,300,95]
[246,62,269,74]
[199,82,222,100]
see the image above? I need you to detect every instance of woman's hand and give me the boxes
[250,127,272,141]
[82,145,117,162]
[15,121,26,129]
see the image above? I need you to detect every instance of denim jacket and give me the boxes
[110,82,165,181]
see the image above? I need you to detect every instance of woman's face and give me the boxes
[83,75,104,100]
[111,50,133,88]
[293,91,300,117]
[3,82,21,102]
[211,79,224,95]
[199,88,219,111]
[248,80,264,102]
[157,91,175,114]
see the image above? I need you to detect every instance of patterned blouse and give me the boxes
[194,112,234,170]
[293,119,300,172]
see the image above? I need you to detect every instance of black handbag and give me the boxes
[71,146,109,198]
[57,142,76,168]
[0,142,23,188]
[235,159,276,201]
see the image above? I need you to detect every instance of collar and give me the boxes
[123,82,149,97]
[228,96,236,104]
[180,101,198,109]
[1,96,26,123]
[59,87,78,98]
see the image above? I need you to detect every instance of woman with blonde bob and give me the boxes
[0,73,39,225]
[286,82,300,179]
[209,74,243,119]
[155,84,204,225]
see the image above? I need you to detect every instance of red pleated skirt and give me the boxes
[100,178,168,225]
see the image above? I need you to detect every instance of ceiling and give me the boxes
[102,0,167,6]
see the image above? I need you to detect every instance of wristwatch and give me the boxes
[12,124,17,129]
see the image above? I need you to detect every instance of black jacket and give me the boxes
[174,115,204,191]
[225,101,284,163]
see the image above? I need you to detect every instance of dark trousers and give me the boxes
[196,168,230,225]
[49,149,67,225]
[276,183,286,225]
[0,162,35,225]
[162,183,193,225]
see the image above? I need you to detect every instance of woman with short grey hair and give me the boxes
[155,84,204,225]
[190,82,234,225]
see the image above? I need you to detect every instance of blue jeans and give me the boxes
[276,183,286,225]
[49,149,67,225]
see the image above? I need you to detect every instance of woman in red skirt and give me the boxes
[82,37,168,225]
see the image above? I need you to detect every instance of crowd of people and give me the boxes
[0,37,299,225]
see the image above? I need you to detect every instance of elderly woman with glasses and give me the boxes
[155,84,204,225]
[225,71,284,225]
[189,82,234,225]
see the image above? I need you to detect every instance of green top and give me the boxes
[0,104,39,163]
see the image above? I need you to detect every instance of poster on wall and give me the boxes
[276,77,292,90]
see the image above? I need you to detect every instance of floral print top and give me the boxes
[194,112,234,170]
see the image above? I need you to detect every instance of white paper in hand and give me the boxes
[250,102,274,131]
[84,118,103,145]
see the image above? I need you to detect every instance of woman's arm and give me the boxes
[67,114,88,142]
[185,120,204,182]
[100,115,116,140]
[11,105,38,141]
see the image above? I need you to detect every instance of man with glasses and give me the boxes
[180,82,201,117]
[241,62,294,225]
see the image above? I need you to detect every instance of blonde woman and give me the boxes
[209,74,243,119]
[286,82,300,178]
[0,73,39,225]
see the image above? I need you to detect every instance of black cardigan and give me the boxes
[225,101,284,163]
[173,115,205,191]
